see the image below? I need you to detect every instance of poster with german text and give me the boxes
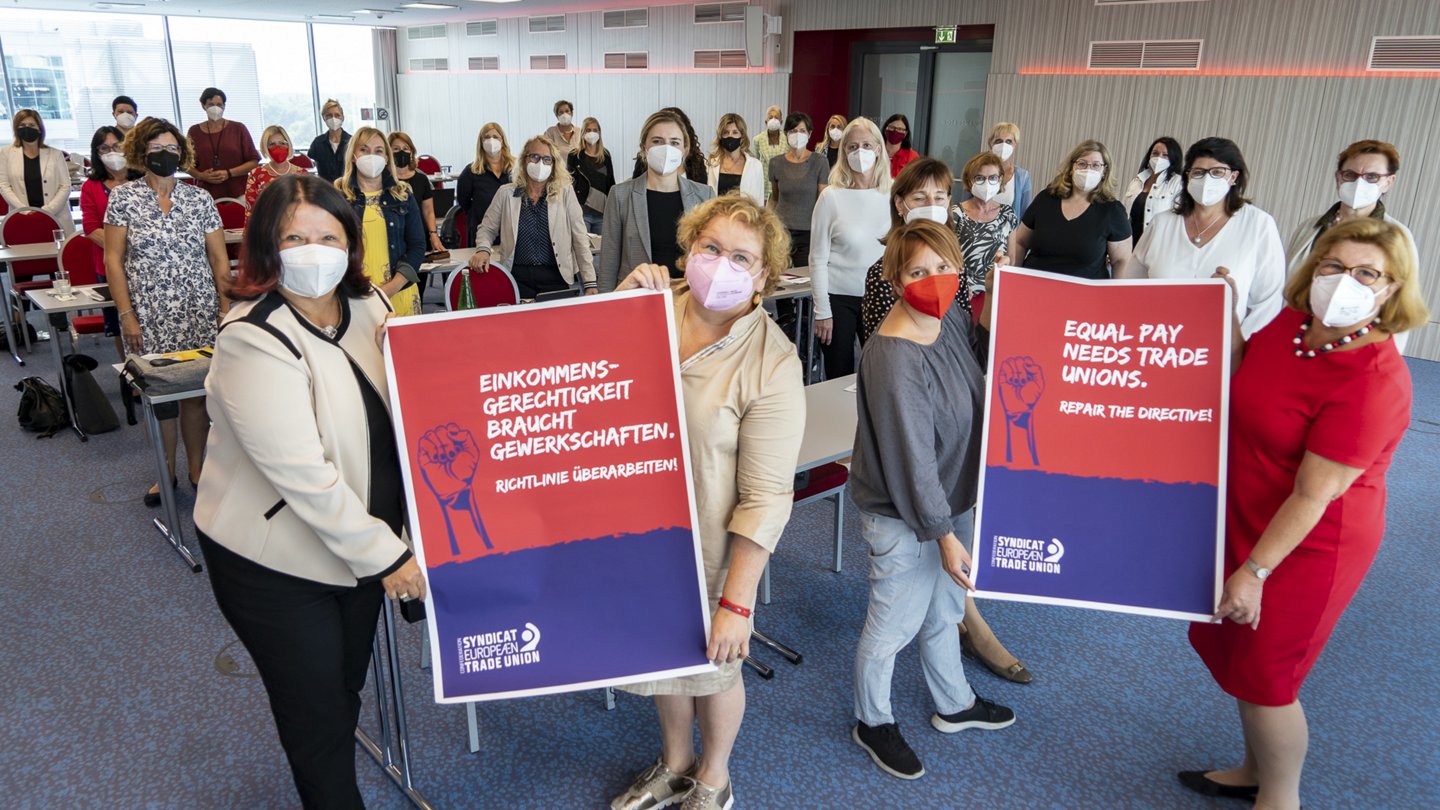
[385,290,714,702]
[972,268,1230,621]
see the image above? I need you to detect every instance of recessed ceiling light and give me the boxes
[400,2,456,7]
[311,14,355,20]
[93,1,147,7]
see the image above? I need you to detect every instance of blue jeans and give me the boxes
[583,209,603,235]
[853,509,976,726]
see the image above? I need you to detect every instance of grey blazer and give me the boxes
[474,183,596,288]
[597,175,714,292]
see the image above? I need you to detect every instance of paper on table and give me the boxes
[781,273,806,282]
[845,383,857,393]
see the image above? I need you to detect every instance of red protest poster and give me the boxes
[973,268,1231,620]
[384,290,713,702]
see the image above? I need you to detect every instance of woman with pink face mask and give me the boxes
[611,194,804,810]
[849,219,1016,782]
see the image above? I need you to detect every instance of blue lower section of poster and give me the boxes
[976,468,1217,616]
[427,527,709,700]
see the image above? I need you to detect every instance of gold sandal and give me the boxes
[960,627,1033,684]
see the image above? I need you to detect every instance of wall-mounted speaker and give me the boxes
[745,5,765,67]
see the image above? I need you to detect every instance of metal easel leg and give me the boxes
[759,562,772,606]
[465,702,480,753]
[355,600,435,808]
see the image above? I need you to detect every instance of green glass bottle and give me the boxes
[458,267,476,310]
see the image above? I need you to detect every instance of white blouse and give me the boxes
[1131,205,1286,338]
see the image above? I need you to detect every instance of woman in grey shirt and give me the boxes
[767,111,828,267]
[849,219,1015,782]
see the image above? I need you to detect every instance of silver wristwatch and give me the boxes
[1244,558,1272,581]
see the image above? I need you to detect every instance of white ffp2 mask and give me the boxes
[279,244,349,300]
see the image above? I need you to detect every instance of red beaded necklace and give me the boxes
[1294,316,1378,358]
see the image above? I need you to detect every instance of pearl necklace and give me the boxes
[1293,316,1377,358]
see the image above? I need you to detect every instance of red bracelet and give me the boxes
[718,597,751,618]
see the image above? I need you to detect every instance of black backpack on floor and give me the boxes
[15,376,68,438]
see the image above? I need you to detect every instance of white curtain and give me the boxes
[372,28,401,132]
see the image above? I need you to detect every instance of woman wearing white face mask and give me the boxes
[543,99,582,155]
[766,111,829,267]
[612,194,804,810]
[186,87,260,200]
[810,117,892,378]
[567,117,615,235]
[307,99,351,183]
[752,104,788,203]
[1284,140,1417,352]
[984,122,1032,222]
[598,109,715,292]
[465,136,597,299]
[1120,137,1183,245]
[80,125,142,359]
[1184,218,1426,810]
[196,174,426,809]
[456,123,515,249]
[1010,139,1131,280]
[1126,137,1285,338]
[336,126,425,316]
[816,114,847,169]
[954,152,1018,293]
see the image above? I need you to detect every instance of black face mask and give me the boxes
[146,151,181,178]
[17,126,40,143]
[718,136,743,153]
[393,151,412,168]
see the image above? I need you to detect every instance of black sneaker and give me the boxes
[930,695,1016,733]
[852,721,925,780]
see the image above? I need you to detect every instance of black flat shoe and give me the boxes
[1178,770,1258,799]
[143,478,178,508]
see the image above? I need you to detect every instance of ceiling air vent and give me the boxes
[528,14,565,33]
[1088,39,1202,70]
[1368,36,1440,71]
[695,2,747,24]
[468,56,499,71]
[407,24,445,40]
[529,54,567,70]
[408,57,448,72]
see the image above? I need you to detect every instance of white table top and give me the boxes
[418,247,478,275]
[797,374,857,473]
[0,230,241,263]
[768,273,812,302]
[24,283,114,314]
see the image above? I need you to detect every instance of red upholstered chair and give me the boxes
[2,207,62,350]
[760,461,851,606]
[445,260,518,310]
[417,154,443,187]
[290,152,314,170]
[454,209,469,249]
[57,234,107,338]
[0,195,8,217]
[213,196,248,266]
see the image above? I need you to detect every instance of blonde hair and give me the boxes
[989,122,1020,146]
[708,113,752,164]
[639,109,690,152]
[820,115,847,152]
[260,125,292,154]
[337,125,410,202]
[581,117,604,155]
[471,122,515,176]
[827,117,893,192]
[321,99,343,119]
[675,194,791,296]
[881,219,964,286]
[518,135,572,202]
[1286,219,1429,333]
[122,117,194,173]
[1046,139,1118,203]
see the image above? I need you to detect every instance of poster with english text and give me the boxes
[385,290,714,703]
[972,268,1230,621]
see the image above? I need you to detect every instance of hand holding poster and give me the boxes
[385,290,714,702]
[972,268,1232,620]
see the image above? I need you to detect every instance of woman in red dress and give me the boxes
[1183,218,1428,810]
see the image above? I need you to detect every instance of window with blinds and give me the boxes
[1368,36,1440,71]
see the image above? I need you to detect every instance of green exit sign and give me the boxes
[935,26,957,44]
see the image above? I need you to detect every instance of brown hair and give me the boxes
[888,157,954,229]
[1046,139,1118,203]
[122,117,195,173]
[1335,139,1400,175]
[675,194,791,296]
[961,152,1004,189]
[638,109,691,152]
[709,112,752,164]
[11,109,44,147]
[388,130,418,156]
[881,219,964,285]
[1285,218,1428,333]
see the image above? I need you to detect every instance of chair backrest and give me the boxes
[58,233,101,286]
[438,204,468,249]
[445,261,518,310]
[0,195,8,217]
[214,197,247,262]
[1,207,61,280]
[290,153,314,169]
[417,155,442,176]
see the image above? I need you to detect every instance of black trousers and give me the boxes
[200,532,381,810]
[820,293,863,379]
[787,228,811,269]
[510,263,571,300]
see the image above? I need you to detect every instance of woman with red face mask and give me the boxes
[881,114,920,179]
[848,218,1016,782]
[243,125,308,222]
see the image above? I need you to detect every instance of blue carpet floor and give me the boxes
[1,314,1436,809]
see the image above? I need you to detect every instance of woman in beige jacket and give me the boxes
[467,135,596,298]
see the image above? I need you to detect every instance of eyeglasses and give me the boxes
[98,145,122,155]
[884,126,907,134]
[1316,258,1387,287]
[146,144,180,154]
[1073,160,1106,171]
[525,154,554,166]
[1338,170,1393,184]
[1187,166,1233,180]
[973,175,1001,185]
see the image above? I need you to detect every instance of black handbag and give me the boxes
[15,376,68,438]
[64,354,120,435]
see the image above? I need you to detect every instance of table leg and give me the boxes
[0,267,25,366]
[141,394,202,572]
[803,296,817,385]
[48,312,87,442]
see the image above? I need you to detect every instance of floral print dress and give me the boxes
[104,180,223,354]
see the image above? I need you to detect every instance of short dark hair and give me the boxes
[112,95,137,113]
[1175,136,1249,217]
[88,126,141,182]
[783,112,812,134]
[553,99,572,116]
[1139,137,1183,179]
[232,174,373,301]
[882,114,912,151]
[199,87,226,106]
